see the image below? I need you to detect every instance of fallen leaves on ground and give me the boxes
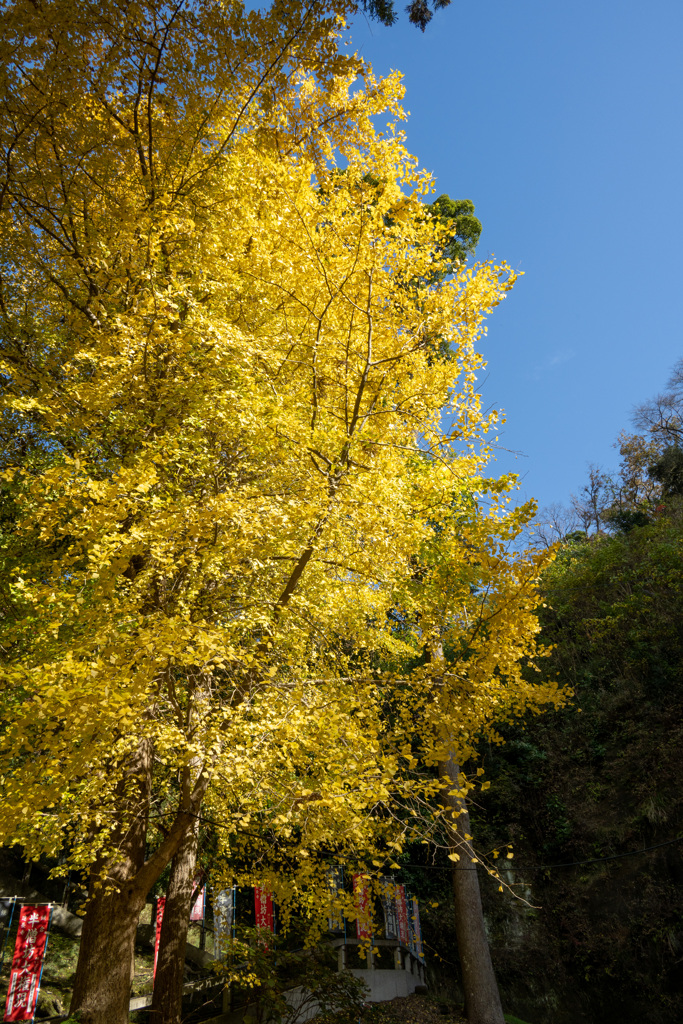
[319,993,467,1024]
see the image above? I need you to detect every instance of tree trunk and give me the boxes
[69,875,148,1024]
[69,742,209,1024]
[69,738,153,1024]
[439,756,505,1024]
[149,820,200,1024]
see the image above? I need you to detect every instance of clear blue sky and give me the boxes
[347,0,683,513]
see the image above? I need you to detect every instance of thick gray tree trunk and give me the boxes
[69,744,209,1024]
[149,820,200,1024]
[69,871,148,1024]
[439,756,505,1024]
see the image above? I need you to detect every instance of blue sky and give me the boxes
[347,0,683,513]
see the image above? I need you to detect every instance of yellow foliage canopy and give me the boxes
[0,0,564,902]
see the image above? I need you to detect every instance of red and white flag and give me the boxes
[189,883,205,922]
[153,897,166,979]
[254,886,273,933]
[4,904,51,1022]
[353,874,372,941]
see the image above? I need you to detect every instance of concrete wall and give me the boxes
[205,971,423,1024]
[283,985,321,1023]
[350,968,421,1002]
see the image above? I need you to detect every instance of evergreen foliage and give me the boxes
[362,0,452,32]
[462,502,683,1024]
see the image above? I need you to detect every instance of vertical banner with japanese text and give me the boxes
[153,897,166,980]
[254,887,273,933]
[410,897,424,958]
[353,874,372,941]
[213,889,234,955]
[396,884,409,946]
[326,867,345,934]
[379,878,398,940]
[3,904,51,1023]
[190,883,205,923]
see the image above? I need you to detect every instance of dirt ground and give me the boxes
[322,993,468,1024]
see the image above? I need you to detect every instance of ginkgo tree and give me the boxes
[0,3,564,1024]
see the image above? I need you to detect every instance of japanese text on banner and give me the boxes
[254,887,273,933]
[380,878,399,941]
[396,884,410,946]
[213,889,234,955]
[4,905,51,1023]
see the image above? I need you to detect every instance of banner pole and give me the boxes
[0,897,16,973]
[30,905,53,1024]
[342,867,347,946]
[200,886,206,950]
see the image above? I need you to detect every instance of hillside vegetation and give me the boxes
[414,494,683,1024]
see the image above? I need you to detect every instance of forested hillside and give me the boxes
[416,371,683,1024]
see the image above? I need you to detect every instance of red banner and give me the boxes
[254,886,273,933]
[396,884,409,946]
[353,874,372,941]
[189,883,205,922]
[4,905,51,1022]
[153,897,166,979]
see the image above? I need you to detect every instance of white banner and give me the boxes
[327,867,345,934]
[380,878,399,940]
[213,889,234,955]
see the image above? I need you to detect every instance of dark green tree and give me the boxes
[648,444,683,498]
[362,0,452,32]
[467,508,683,1024]
[429,194,482,267]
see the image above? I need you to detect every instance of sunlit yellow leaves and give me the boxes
[0,0,565,916]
